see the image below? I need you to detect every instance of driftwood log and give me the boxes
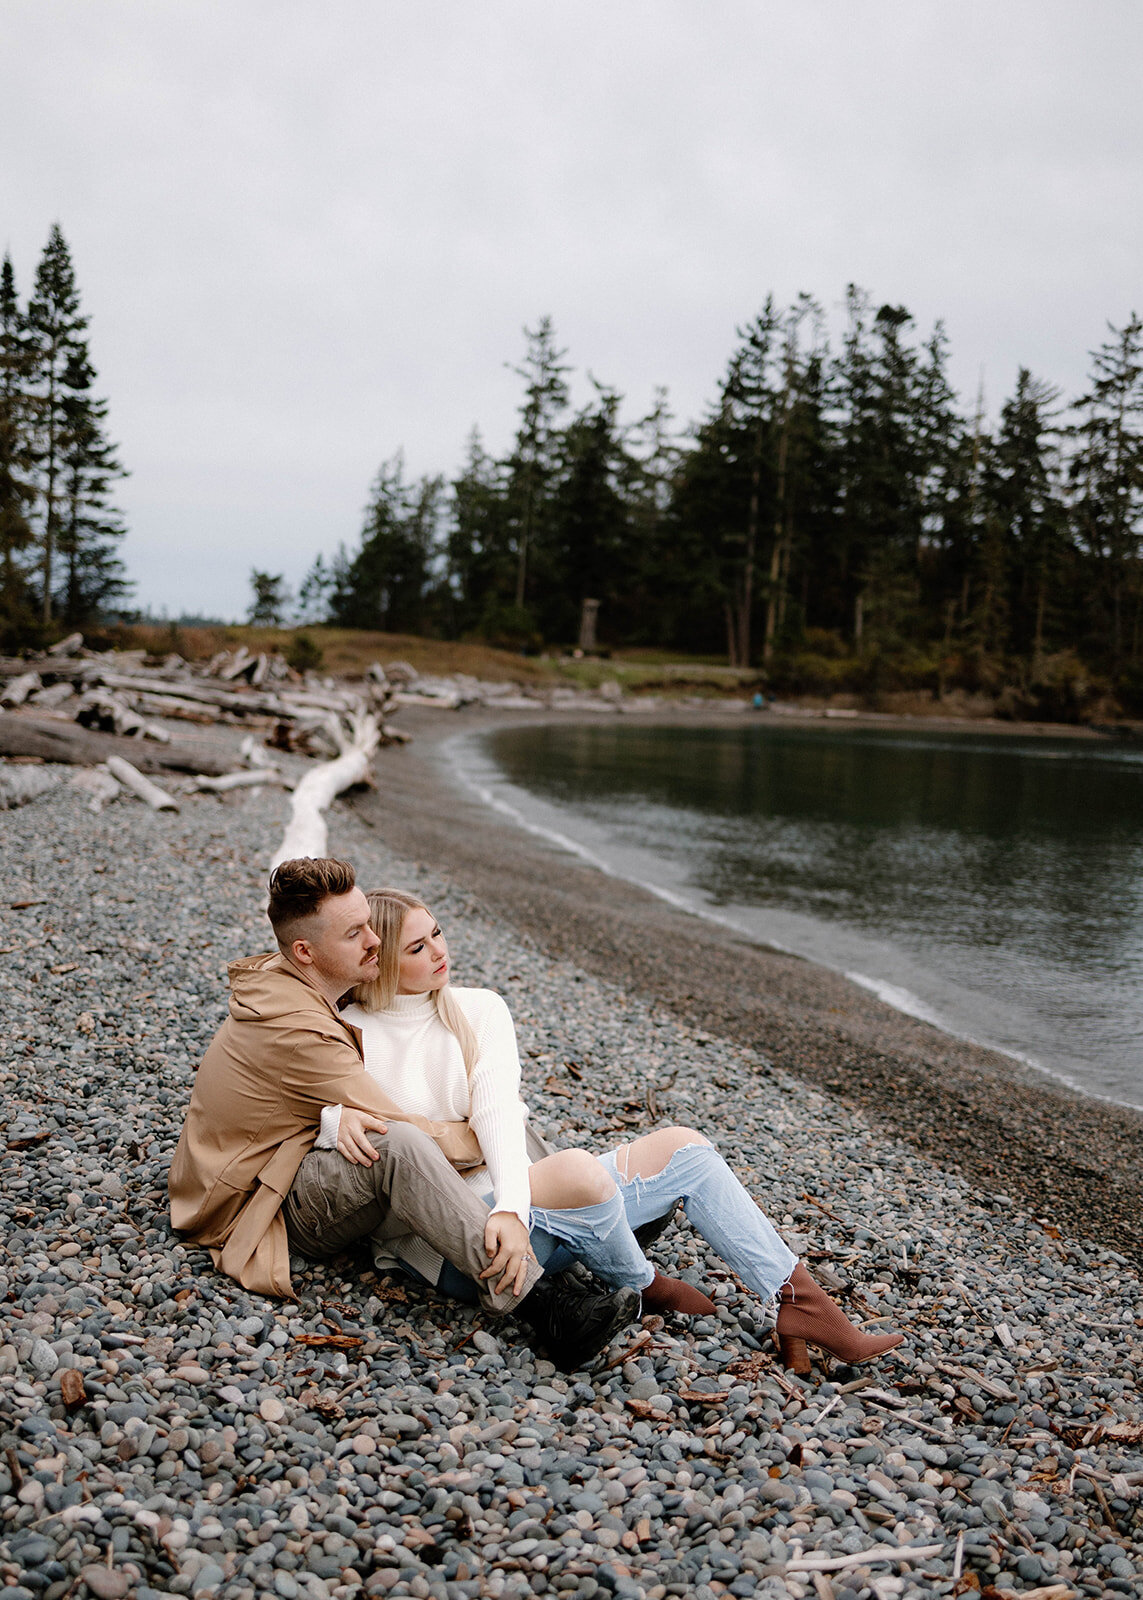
[191,768,287,793]
[0,764,62,809]
[0,715,231,775]
[106,756,179,812]
[270,711,381,868]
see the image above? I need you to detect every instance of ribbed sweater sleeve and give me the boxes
[466,993,531,1226]
[315,1104,342,1149]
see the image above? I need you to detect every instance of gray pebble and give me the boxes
[0,776,1140,1600]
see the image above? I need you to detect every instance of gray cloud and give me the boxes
[3,0,1140,618]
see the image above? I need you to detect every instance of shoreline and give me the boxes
[358,703,1143,1271]
[3,737,1143,1595]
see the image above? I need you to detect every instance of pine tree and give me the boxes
[25,225,127,629]
[331,454,441,633]
[623,387,685,645]
[447,428,512,637]
[26,225,89,625]
[295,553,334,624]
[504,318,570,618]
[57,345,128,624]
[981,370,1067,668]
[0,254,37,644]
[761,297,833,660]
[248,569,290,626]
[1068,314,1143,662]
[669,301,782,663]
[543,380,633,645]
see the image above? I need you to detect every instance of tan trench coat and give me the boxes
[167,953,483,1297]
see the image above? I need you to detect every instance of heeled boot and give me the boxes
[775,1263,903,1373]
[639,1271,716,1316]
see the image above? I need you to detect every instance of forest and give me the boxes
[4,225,1143,719]
[290,296,1143,717]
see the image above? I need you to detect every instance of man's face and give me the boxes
[294,888,380,998]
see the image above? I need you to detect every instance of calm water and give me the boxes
[448,719,1143,1109]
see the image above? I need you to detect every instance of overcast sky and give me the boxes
[3,1,1141,622]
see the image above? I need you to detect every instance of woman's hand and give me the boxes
[336,1107,389,1165]
[480,1211,534,1296]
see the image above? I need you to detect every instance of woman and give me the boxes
[318,889,903,1372]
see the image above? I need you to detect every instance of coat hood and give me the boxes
[226,952,342,1026]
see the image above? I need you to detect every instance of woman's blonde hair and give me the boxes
[355,888,478,1077]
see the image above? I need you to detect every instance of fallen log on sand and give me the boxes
[0,764,63,809]
[0,715,230,775]
[270,710,380,868]
[191,768,288,793]
[1,671,42,707]
[106,756,179,812]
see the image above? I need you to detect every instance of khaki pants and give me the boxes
[282,1121,542,1315]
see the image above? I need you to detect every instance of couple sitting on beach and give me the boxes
[169,857,903,1373]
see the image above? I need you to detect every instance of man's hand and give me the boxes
[479,1211,534,1296]
[336,1107,389,1165]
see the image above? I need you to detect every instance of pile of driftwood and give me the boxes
[0,636,411,769]
[0,637,414,828]
[1,635,405,745]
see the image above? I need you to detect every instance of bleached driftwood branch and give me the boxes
[106,756,179,812]
[0,764,62,810]
[191,768,288,793]
[76,690,170,743]
[1,671,42,708]
[270,709,380,868]
[69,766,122,812]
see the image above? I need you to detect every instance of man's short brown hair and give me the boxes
[267,858,356,948]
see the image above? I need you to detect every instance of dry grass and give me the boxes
[104,623,766,696]
[106,624,554,683]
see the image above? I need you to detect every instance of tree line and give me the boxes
[0,224,128,649]
[286,295,1143,711]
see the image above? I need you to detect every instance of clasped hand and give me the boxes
[336,1112,534,1295]
[480,1211,535,1296]
[336,1106,389,1164]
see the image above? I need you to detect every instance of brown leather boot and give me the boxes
[640,1271,717,1316]
[775,1263,903,1373]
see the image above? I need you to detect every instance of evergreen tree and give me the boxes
[1068,314,1143,661]
[980,369,1067,667]
[0,254,37,645]
[623,387,685,645]
[330,453,441,633]
[57,345,128,623]
[248,569,290,626]
[762,297,832,660]
[24,225,127,629]
[542,380,633,644]
[26,224,89,626]
[669,301,782,663]
[295,553,334,624]
[447,428,512,637]
[504,318,570,618]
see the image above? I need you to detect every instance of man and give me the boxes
[169,856,638,1370]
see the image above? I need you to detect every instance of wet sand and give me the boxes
[353,704,1143,1270]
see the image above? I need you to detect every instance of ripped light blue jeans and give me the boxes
[427,1140,796,1307]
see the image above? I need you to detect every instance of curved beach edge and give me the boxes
[355,702,1143,1271]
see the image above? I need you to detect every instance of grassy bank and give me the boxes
[90,622,1140,725]
[100,623,764,697]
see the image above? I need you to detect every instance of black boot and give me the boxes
[517,1272,640,1371]
[634,1208,678,1250]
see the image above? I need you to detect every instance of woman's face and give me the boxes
[396,905,450,995]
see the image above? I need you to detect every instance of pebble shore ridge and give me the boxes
[1,774,1142,1600]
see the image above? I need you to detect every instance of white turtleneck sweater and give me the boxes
[315,987,532,1283]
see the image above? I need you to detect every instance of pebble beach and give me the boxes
[2,735,1143,1600]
